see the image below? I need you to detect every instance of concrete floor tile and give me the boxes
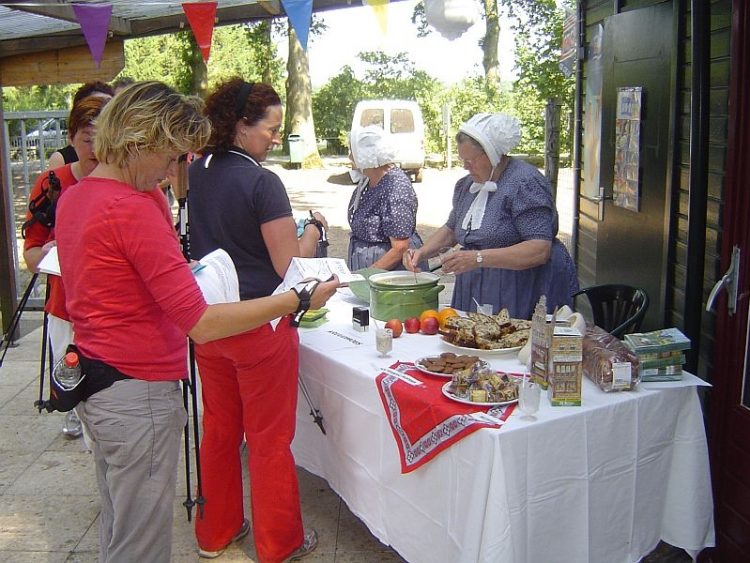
[1,380,56,416]
[0,415,64,454]
[334,552,407,563]
[0,451,38,495]
[6,451,95,497]
[65,552,98,563]
[0,361,40,391]
[0,495,98,552]
[0,551,69,562]
[0,385,22,409]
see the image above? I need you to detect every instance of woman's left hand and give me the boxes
[440,250,482,275]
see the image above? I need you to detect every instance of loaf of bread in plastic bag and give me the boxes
[582,324,641,391]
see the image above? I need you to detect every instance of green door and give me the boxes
[595,2,674,328]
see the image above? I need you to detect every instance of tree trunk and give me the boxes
[545,98,561,200]
[261,23,274,85]
[483,0,501,85]
[189,36,208,98]
[285,25,322,168]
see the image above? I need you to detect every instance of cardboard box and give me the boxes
[548,326,583,406]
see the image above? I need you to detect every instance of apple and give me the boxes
[385,318,403,338]
[404,317,421,334]
[420,316,439,335]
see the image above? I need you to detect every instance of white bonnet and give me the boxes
[458,113,522,167]
[349,125,396,170]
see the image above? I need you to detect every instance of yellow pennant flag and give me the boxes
[363,0,389,36]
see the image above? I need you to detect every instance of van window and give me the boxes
[360,109,385,129]
[390,109,415,134]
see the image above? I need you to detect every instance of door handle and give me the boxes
[706,245,740,315]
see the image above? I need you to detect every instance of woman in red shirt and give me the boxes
[23,95,109,439]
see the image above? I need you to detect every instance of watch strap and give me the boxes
[290,279,320,326]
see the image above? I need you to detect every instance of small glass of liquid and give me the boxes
[376,328,393,357]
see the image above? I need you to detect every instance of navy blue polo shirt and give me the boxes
[188,148,293,300]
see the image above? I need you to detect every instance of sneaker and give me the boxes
[62,410,82,438]
[284,529,318,562]
[198,519,251,559]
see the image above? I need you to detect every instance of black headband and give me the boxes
[234,82,253,120]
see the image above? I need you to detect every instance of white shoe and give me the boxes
[62,410,82,438]
[198,519,251,559]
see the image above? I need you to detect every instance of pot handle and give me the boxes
[427,285,445,298]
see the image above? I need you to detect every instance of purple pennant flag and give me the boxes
[72,3,112,67]
[280,0,313,51]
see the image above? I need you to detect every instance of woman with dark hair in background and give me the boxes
[23,95,110,440]
[55,81,338,563]
[47,81,114,169]
[188,78,322,561]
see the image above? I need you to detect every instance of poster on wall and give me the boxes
[613,87,643,212]
[583,23,604,198]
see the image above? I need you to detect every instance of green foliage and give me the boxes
[502,0,575,155]
[2,85,74,111]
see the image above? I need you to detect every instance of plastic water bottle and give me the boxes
[54,352,82,390]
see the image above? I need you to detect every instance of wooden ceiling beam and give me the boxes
[10,2,131,35]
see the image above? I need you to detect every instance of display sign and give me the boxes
[559,8,577,78]
[613,87,643,212]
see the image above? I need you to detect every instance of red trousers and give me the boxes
[194,320,303,563]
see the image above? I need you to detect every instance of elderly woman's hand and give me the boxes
[403,249,423,272]
[440,250,482,275]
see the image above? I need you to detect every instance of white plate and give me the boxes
[441,337,523,355]
[413,357,491,379]
[441,381,518,407]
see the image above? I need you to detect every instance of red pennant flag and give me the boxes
[182,2,217,63]
[72,3,112,68]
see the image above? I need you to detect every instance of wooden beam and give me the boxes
[0,33,88,58]
[0,41,124,87]
[10,2,131,34]
[259,1,282,16]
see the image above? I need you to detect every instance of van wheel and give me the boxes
[414,168,424,183]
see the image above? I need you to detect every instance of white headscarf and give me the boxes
[349,125,397,170]
[458,113,522,230]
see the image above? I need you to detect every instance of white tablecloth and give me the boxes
[292,297,715,562]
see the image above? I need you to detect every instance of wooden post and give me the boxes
[545,98,561,200]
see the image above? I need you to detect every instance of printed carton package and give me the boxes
[548,326,583,406]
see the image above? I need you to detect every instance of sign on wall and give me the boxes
[613,87,643,212]
[583,23,604,199]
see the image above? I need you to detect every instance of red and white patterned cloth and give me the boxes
[375,361,515,473]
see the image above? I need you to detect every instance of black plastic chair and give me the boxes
[573,284,650,339]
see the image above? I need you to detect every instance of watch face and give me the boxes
[476,252,483,263]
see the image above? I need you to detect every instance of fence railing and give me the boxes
[2,110,68,309]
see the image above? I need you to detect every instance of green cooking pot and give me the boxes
[368,272,445,321]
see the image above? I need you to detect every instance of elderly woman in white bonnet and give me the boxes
[347,125,427,271]
[404,112,579,319]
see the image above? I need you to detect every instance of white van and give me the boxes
[351,99,426,182]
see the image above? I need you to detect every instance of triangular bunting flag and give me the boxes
[362,0,389,36]
[182,2,217,63]
[281,0,313,51]
[72,3,112,68]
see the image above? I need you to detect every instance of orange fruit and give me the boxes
[438,307,459,328]
[419,309,440,324]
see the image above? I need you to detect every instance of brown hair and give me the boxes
[203,77,282,152]
[72,81,114,106]
[67,95,109,138]
[94,81,211,168]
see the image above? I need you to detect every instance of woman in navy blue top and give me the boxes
[347,125,426,271]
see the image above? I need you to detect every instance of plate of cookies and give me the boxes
[413,352,490,379]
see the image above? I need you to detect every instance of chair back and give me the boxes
[573,284,650,339]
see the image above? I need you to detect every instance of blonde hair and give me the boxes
[95,81,211,167]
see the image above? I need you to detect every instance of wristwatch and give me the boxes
[290,279,320,327]
[476,251,484,264]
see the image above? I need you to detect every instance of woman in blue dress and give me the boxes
[404,113,579,319]
[347,125,427,271]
